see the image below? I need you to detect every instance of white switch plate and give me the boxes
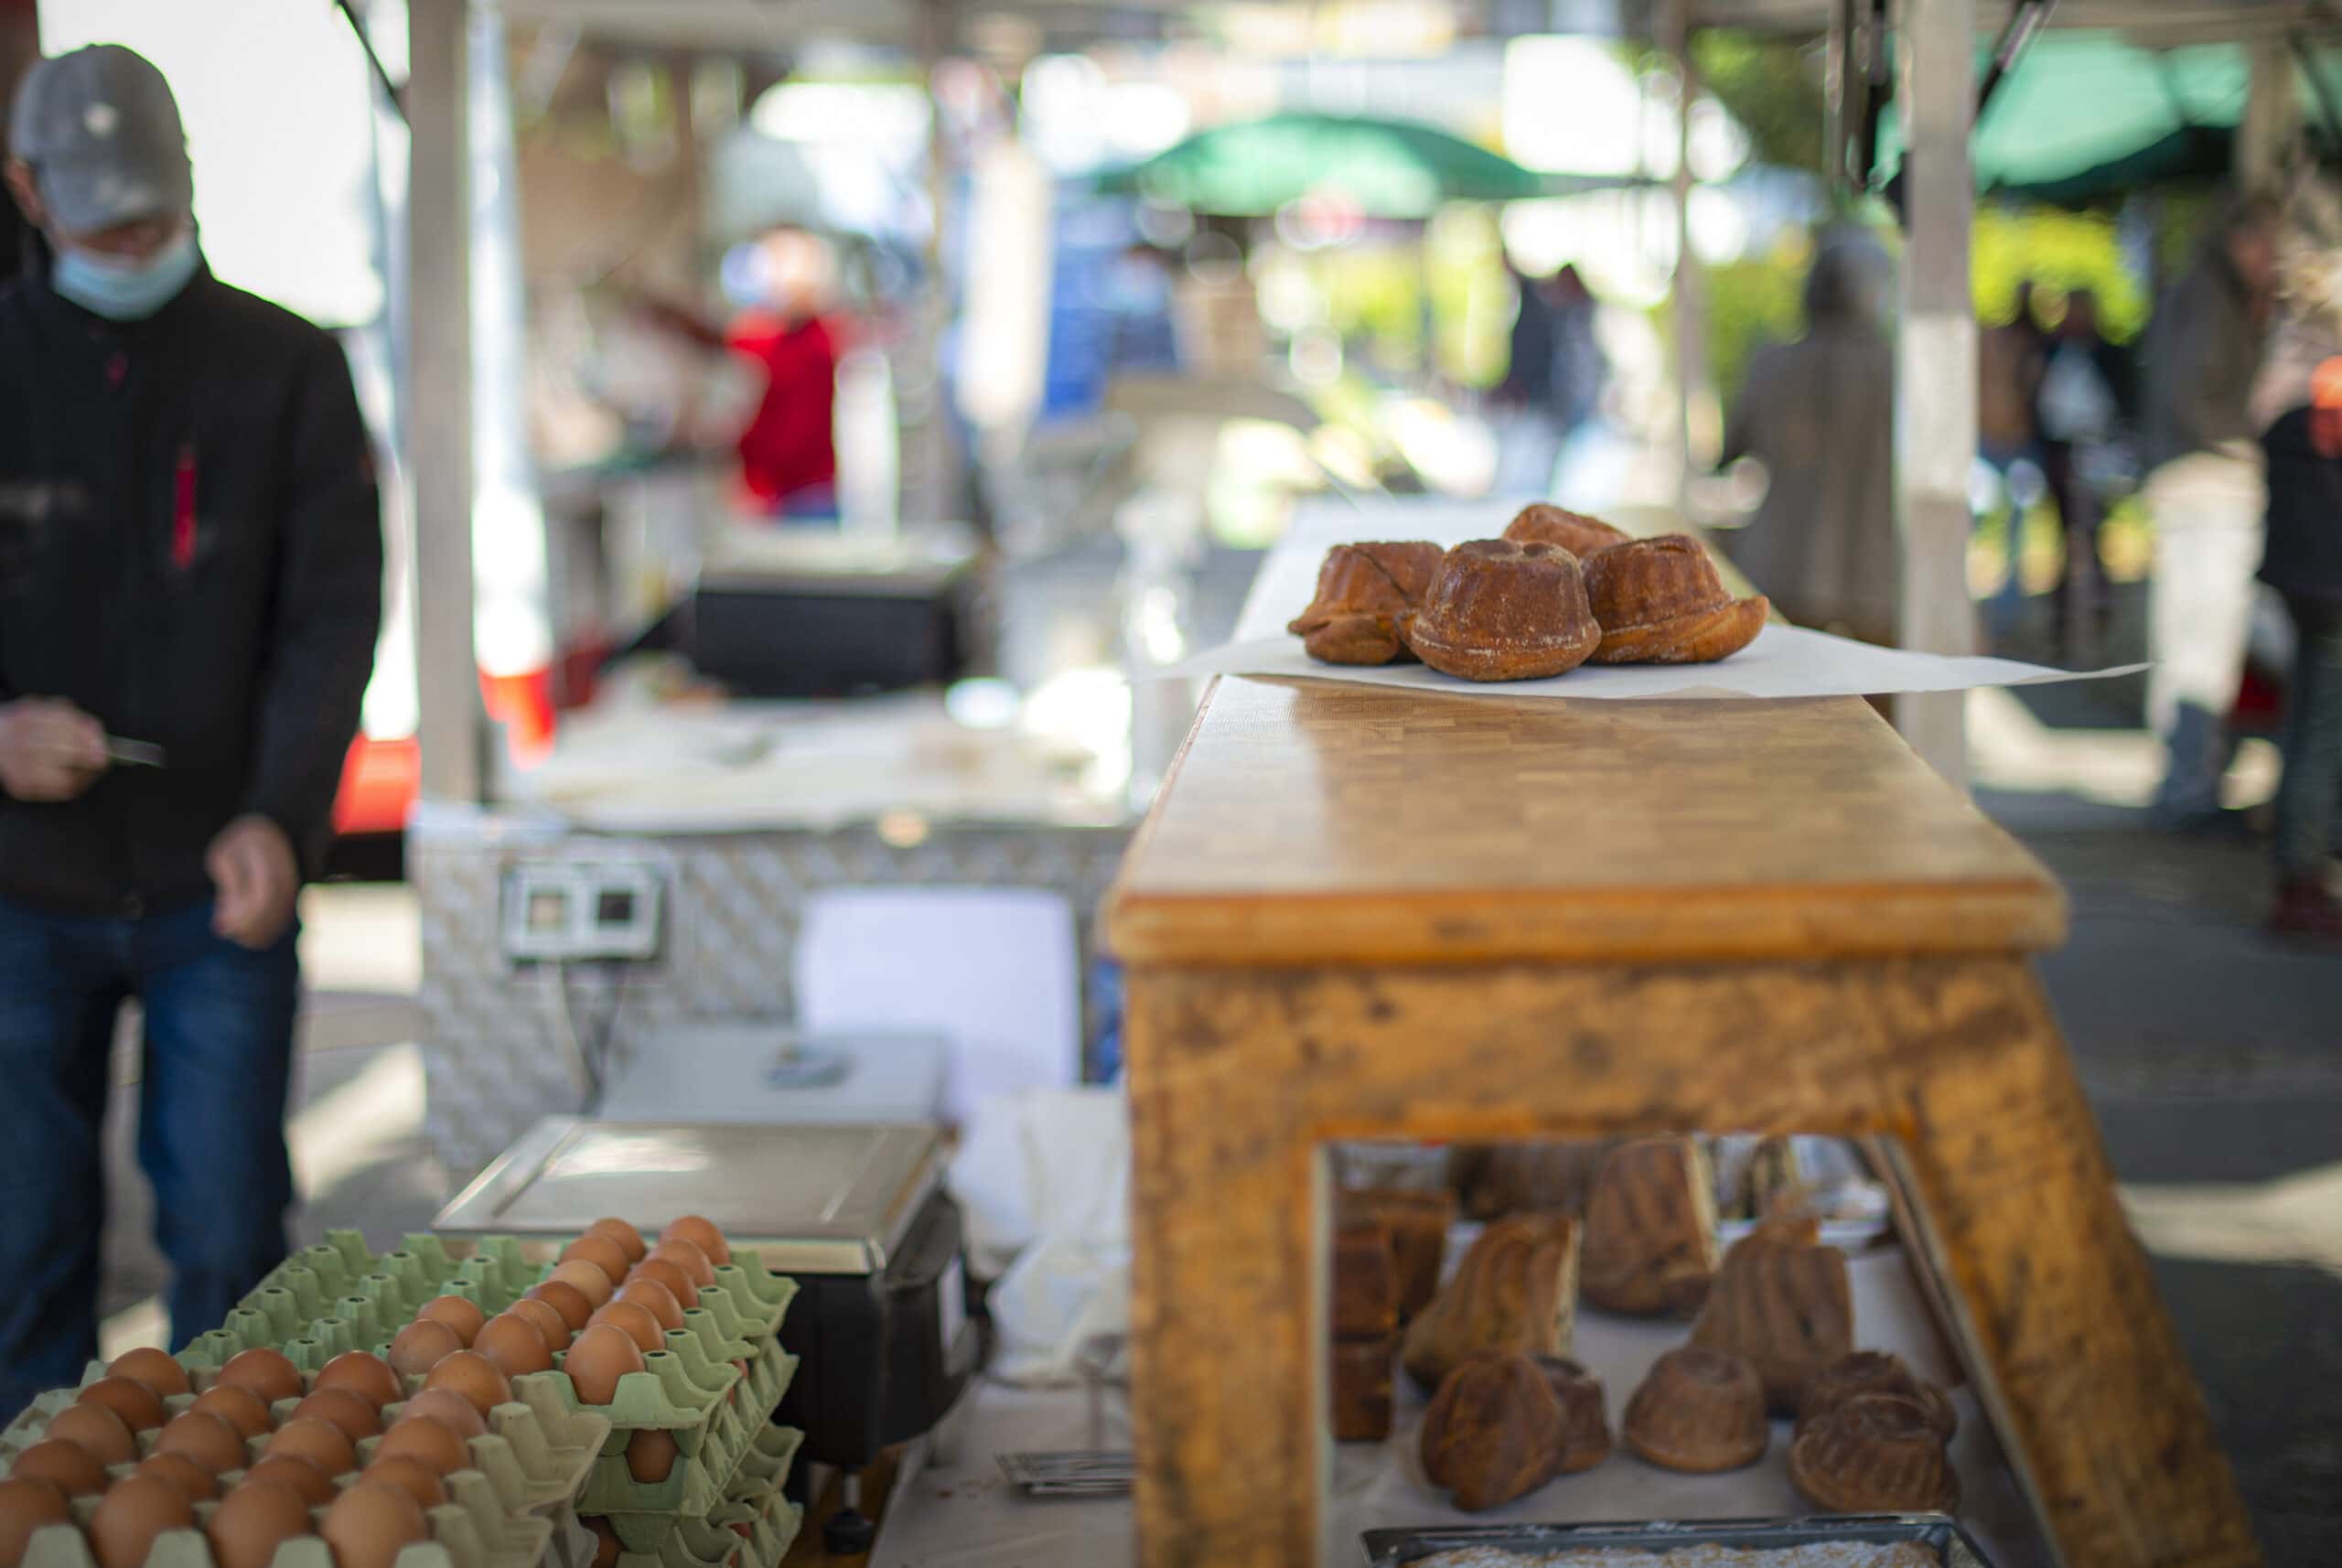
[500,862,664,963]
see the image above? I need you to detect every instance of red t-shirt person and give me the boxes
[729,309,840,511]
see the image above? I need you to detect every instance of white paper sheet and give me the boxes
[1155,624,2143,701]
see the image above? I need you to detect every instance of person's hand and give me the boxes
[0,697,107,801]
[207,813,300,950]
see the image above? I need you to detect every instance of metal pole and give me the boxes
[1664,0,1710,521]
[1892,0,1975,789]
[408,0,484,802]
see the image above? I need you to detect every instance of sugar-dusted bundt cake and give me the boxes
[1579,1136,1721,1318]
[1338,1187,1454,1323]
[1579,533,1769,665]
[1288,541,1446,665]
[1797,1350,1958,1442]
[1691,1232,1855,1413]
[1420,1351,1569,1511]
[1501,503,1630,559]
[1402,540,1601,682]
[1401,1212,1581,1393]
[1621,1346,1768,1473]
[1533,1356,1614,1476]
[1789,1392,1961,1513]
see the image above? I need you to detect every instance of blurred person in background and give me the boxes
[1976,279,2049,630]
[2141,195,2283,832]
[0,47,381,1415]
[1717,234,1897,647]
[2033,287,2137,658]
[1493,261,1606,496]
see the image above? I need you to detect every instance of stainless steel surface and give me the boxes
[996,1451,1136,1498]
[432,1117,945,1273]
[1891,0,1978,789]
[1362,1514,1996,1567]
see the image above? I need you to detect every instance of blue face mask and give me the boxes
[52,229,201,321]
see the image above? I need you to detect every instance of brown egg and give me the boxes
[646,1239,714,1290]
[385,1319,464,1380]
[394,1391,486,1442]
[524,1280,594,1334]
[8,1441,106,1499]
[547,1261,617,1311]
[624,1259,698,1312]
[153,1410,247,1476]
[359,1455,447,1512]
[217,1348,306,1407]
[90,1475,195,1568]
[133,1452,219,1505]
[321,1483,427,1568]
[263,1417,357,1480]
[105,1348,191,1400]
[559,1235,633,1287]
[292,1388,382,1442]
[613,1279,685,1335]
[588,1301,666,1358]
[188,1384,274,1442]
[583,1518,621,1568]
[502,1297,572,1353]
[472,1316,554,1380]
[43,1402,137,1466]
[421,1352,510,1420]
[560,1325,646,1407]
[239,1455,336,1509]
[76,1377,167,1434]
[586,1219,648,1264]
[207,1478,314,1568]
[624,1429,679,1484]
[658,1218,731,1268]
[372,1417,471,1478]
[313,1353,403,1412]
[414,1296,487,1348]
[0,1475,72,1568]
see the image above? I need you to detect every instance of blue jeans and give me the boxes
[0,897,298,1421]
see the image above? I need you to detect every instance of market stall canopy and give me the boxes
[1097,113,1548,217]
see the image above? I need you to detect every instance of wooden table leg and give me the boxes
[1902,965,2261,1568]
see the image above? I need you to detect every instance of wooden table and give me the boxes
[1101,677,2260,1568]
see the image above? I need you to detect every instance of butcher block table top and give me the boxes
[1104,677,2065,968]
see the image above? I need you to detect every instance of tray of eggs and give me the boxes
[0,1338,594,1568]
[581,1423,804,1568]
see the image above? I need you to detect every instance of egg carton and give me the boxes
[526,1253,796,1356]
[571,1354,799,1517]
[593,1425,806,1568]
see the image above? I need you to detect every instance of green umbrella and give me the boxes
[1100,113,1550,218]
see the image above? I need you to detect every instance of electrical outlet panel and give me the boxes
[501,862,664,963]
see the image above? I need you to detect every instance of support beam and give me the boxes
[408,0,484,802]
[1892,0,1975,789]
[1665,0,1711,521]
[2238,39,2300,196]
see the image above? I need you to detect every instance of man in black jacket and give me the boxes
[0,46,381,1415]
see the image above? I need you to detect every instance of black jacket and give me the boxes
[2261,405,2342,610]
[2142,248,2267,471]
[0,263,382,915]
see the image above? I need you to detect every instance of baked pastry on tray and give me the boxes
[1501,503,1630,559]
[1621,1345,1768,1473]
[1420,1351,1612,1511]
[1691,1232,1855,1414]
[1579,1137,1721,1318]
[1580,533,1769,665]
[1798,1349,1958,1441]
[1400,540,1602,682]
[1288,541,1445,665]
[1789,1391,1961,1513]
[1402,1212,1581,1393]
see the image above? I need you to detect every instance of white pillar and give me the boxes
[1892,0,1975,789]
[1666,0,1709,523]
[408,0,483,802]
[2238,41,2300,197]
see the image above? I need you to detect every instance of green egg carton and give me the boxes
[572,1352,797,1518]
[528,1254,794,1365]
[591,1425,806,1568]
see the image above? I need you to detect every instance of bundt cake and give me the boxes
[1621,1346,1768,1473]
[1579,533,1769,665]
[1533,1356,1614,1475]
[1401,1213,1581,1393]
[1788,1392,1961,1513]
[1420,1351,1570,1511]
[1579,1137,1721,1318]
[1288,541,1445,665]
[1691,1232,1855,1414]
[1798,1350,1958,1442]
[1338,1187,1454,1322]
[1402,540,1602,682]
[1501,503,1630,559]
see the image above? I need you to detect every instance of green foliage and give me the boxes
[1971,205,2148,338]
[1692,32,1828,176]
[1703,242,1812,406]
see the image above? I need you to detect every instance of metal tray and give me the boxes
[1361,1514,1997,1567]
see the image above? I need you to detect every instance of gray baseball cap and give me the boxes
[7,45,193,235]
